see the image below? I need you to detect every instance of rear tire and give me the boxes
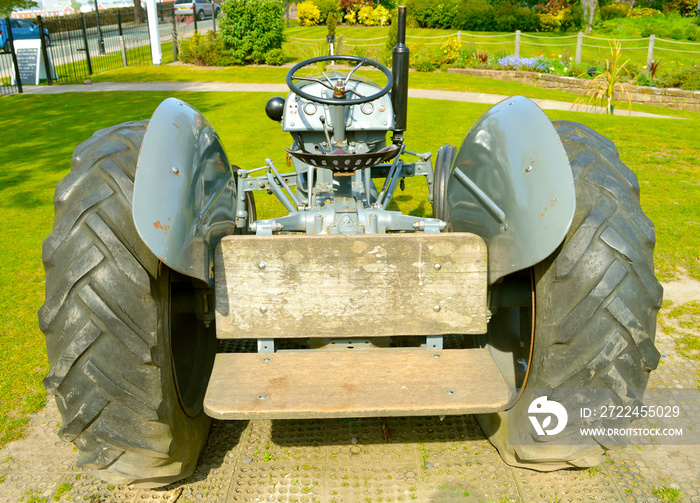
[432,144,455,222]
[478,121,663,470]
[39,122,216,488]
[197,9,205,20]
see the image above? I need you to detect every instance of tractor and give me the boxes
[39,7,661,487]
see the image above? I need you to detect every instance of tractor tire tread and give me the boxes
[479,120,661,470]
[40,121,204,488]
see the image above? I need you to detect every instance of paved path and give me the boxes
[22,81,678,118]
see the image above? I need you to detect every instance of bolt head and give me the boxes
[434,263,441,270]
[258,262,266,269]
[260,306,268,313]
[434,305,441,312]
[171,166,179,174]
[526,164,533,173]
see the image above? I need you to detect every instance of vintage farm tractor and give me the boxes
[40,8,661,487]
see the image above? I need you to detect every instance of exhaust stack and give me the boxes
[391,6,409,144]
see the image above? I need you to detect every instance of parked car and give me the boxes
[0,19,51,53]
[173,0,220,20]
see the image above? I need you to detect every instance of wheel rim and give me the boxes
[169,271,217,417]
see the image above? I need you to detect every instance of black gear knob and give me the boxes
[265,96,285,122]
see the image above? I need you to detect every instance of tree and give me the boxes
[0,0,38,18]
[581,0,598,33]
[134,0,146,23]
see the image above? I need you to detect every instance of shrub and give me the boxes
[180,30,222,66]
[341,0,373,23]
[440,36,461,64]
[356,4,390,25]
[600,2,630,20]
[327,12,338,36]
[628,7,661,17]
[405,0,460,28]
[570,3,583,28]
[496,4,540,31]
[386,7,398,51]
[535,0,570,15]
[298,0,322,25]
[371,4,391,25]
[357,4,374,23]
[666,0,697,16]
[219,0,285,64]
[659,67,700,90]
[264,48,286,65]
[539,12,561,30]
[538,6,574,31]
[427,1,461,29]
[340,0,371,10]
[410,43,438,71]
[314,0,340,23]
[455,0,496,31]
[559,7,577,30]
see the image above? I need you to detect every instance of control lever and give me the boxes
[319,116,333,150]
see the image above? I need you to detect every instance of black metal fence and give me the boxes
[0,5,178,95]
[1,18,23,96]
[40,8,169,84]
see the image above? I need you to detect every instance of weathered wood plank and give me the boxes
[214,233,487,339]
[203,348,510,419]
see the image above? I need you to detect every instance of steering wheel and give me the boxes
[286,55,393,106]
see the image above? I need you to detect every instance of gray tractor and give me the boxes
[40,7,661,488]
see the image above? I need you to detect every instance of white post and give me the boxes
[119,35,128,66]
[575,32,583,64]
[146,0,162,65]
[515,30,520,58]
[646,34,655,76]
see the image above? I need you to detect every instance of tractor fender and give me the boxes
[446,96,575,284]
[133,98,238,287]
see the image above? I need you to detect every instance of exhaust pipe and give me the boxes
[391,6,409,144]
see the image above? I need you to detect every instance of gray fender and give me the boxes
[446,96,575,284]
[133,98,239,286]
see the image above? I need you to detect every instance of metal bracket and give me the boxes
[257,339,276,353]
[426,336,443,350]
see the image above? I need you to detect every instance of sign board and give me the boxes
[11,39,57,86]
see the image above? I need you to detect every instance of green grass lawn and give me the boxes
[0,90,698,449]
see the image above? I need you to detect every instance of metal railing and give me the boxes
[0,17,23,96]
[0,5,180,94]
[40,9,167,84]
